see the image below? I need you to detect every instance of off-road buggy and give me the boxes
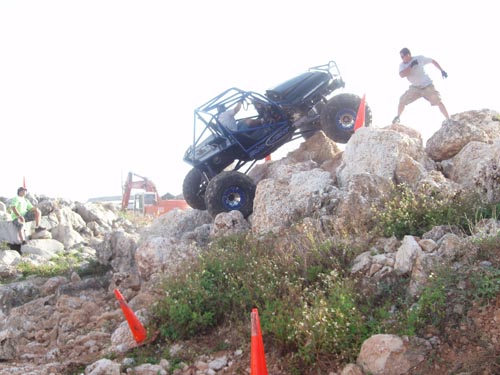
[182,61,372,217]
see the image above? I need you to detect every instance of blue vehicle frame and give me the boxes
[182,61,372,217]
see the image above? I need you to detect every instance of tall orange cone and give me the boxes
[353,94,366,131]
[250,308,268,375]
[114,288,147,344]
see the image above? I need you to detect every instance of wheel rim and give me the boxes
[335,109,357,130]
[222,186,247,211]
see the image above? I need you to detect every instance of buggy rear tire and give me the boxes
[320,93,372,144]
[182,168,208,210]
[205,171,256,218]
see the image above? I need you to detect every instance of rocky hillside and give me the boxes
[0,109,499,375]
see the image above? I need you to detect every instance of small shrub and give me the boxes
[153,235,262,340]
[356,276,413,336]
[151,230,368,369]
[14,252,108,280]
[469,267,500,302]
[16,255,78,278]
[287,271,367,365]
[372,183,494,239]
[473,231,500,266]
[404,273,448,335]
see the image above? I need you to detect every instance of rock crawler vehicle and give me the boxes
[182,61,372,218]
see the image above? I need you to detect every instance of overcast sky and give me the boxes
[1,1,497,202]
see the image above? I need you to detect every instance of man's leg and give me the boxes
[34,208,41,227]
[18,229,25,243]
[14,220,26,243]
[393,101,405,124]
[425,85,449,120]
[397,101,405,117]
[438,102,450,119]
[394,87,420,124]
[30,208,46,231]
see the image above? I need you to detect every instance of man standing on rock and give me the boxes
[8,187,45,244]
[393,47,450,124]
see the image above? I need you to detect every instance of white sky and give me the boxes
[1,1,498,202]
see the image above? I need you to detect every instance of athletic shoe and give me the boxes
[392,116,400,124]
[35,226,47,232]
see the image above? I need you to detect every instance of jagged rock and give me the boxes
[340,363,364,375]
[394,236,422,275]
[96,231,139,274]
[50,224,85,249]
[426,120,490,162]
[21,238,65,259]
[409,252,441,297]
[52,206,87,231]
[0,250,21,267]
[85,358,121,375]
[252,168,334,234]
[135,236,199,281]
[426,109,500,162]
[441,140,500,192]
[211,210,250,236]
[74,202,118,230]
[337,125,432,188]
[0,109,499,374]
[144,208,213,241]
[333,173,392,234]
[0,221,24,244]
[437,232,463,259]
[287,130,342,165]
[357,334,431,375]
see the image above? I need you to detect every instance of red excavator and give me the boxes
[121,172,189,216]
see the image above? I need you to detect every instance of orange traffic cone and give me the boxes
[265,154,271,162]
[114,288,147,344]
[353,94,366,131]
[250,308,268,375]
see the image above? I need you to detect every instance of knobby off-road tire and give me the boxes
[205,171,256,218]
[182,168,208,210]
[320,93,372,144]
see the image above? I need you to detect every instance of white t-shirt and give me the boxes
[399,55,433,88]
[218,108,239,131]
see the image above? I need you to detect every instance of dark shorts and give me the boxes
[13,210,35,229]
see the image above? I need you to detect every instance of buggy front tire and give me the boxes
[205,171,256,218]
[320,93,372,144]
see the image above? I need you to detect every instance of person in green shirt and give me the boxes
[8,187,45,244]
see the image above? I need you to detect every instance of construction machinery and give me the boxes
[121,172,189,216]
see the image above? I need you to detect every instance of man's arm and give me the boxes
[431,59,448,78]
[399,65,411,78]
[399,57,419,78]
[399,59,417,78]
[233,102,242,115]
[431,59,444,71]
[10,206,25,222]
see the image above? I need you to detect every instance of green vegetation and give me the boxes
[2,181,498,373]
[371,183,499,239]
[4,249,110,281]
[148,183,500,373]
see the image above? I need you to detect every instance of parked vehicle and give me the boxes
[183,61,372,218]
